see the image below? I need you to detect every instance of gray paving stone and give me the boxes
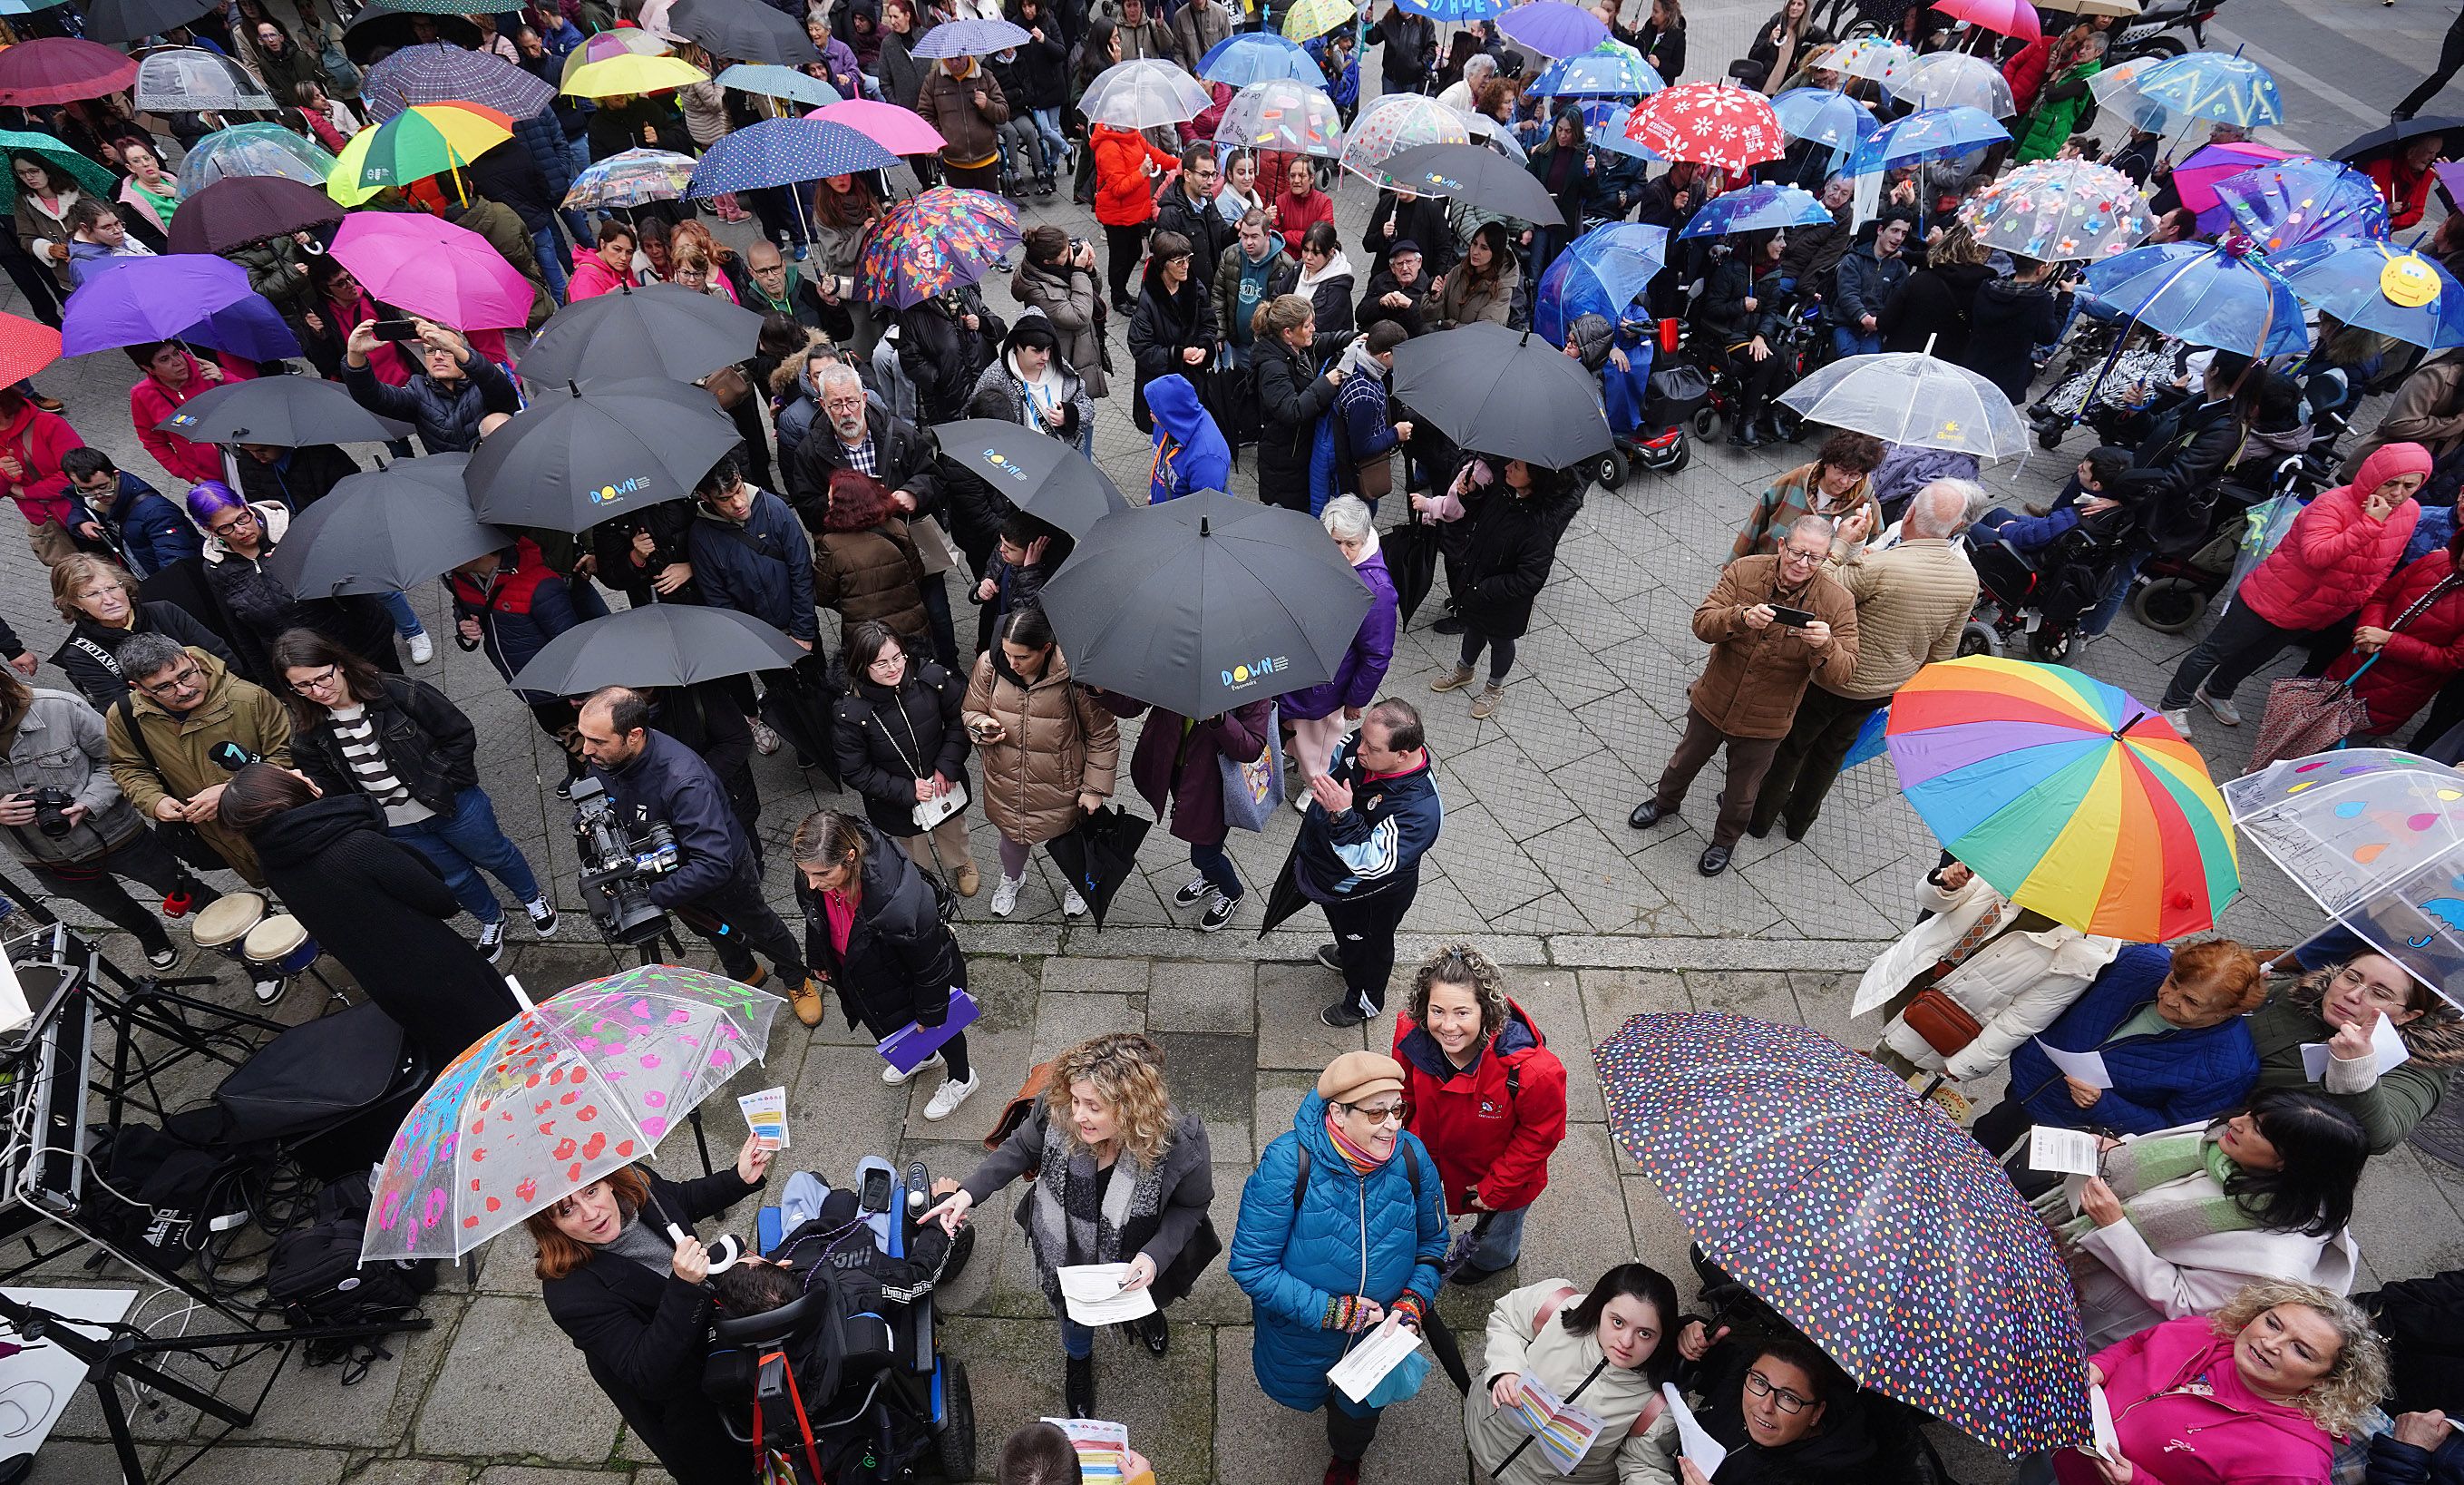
[1041,956,1152,998]
[413,1295,624,1464]
[1030,992,1141,1062]
[163,1446,353,1485]
[340,1461,478,1485]
[1148,960,1256,1033]
[1516,1126,1644,1287]
[1255,962,1365,1070]
[32,1441,158,1485]
[475,1470,631,1485]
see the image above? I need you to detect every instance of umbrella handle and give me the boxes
[667,1222,745,1273]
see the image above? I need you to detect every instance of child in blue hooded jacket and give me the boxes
[1147,373,1232,503]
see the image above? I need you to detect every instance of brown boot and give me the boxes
[788,976,824,1028]
[1430,664,1475,693]
[952,860,980,896]
[1469,683,1504,719]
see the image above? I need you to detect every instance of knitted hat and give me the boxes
[1317,1050,1404,1106]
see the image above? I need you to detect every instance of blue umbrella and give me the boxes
[1391,0,1508,16]
[1532,43,1663,100]
[1579,100,1660,161]
[1770,86,1879,151]
[1496,0,1606,57]
[1534,221,1668,346]
[2081,242,2310,357]
[2212,157,2388,253]
[685,118,898,197]
[2129,51,2283,127]
[1679,181,1836,239]
[716,63,842,108]
[2269,238,2464,350]
[911,15,1030,56]
[1197,31,1328,88]
[1847,104,2009,175]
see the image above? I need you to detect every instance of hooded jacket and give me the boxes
[103,646,294,885]
[1829,240,1910,327]
[93,473,203,580]
[812,486,931,652]
[1251,328,1349,506]
[1011,254,1108,398]
[1269,181,1335,255]
[1092,124,1178,229]
[915,58,1010,170]
[1296,247,1356,338]
[231,443,358,514]
[129,350,226,486]
[1429,254,1517,330]
[1213,237,1297,351]
[1146,373,1232,503]
[1393,1000,1567,1215]
[2054,1316,2335,1485]
[0,397,83,527]
[1430,468,1583,641]
[197,499,395,683]
[794,821,963,1033]
[685,486,818,643]
[445,538,581,693]
[2321,547,2464,737]
[960,646,1119,845]
[2238,444,2426,632]
[1466,1280,1680,1485]
[1278,540,1393,719]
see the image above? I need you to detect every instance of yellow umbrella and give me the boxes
[563,52,709,98]
[557,27,671,90]
[326,102,513,207]
[1281,0,1356,40]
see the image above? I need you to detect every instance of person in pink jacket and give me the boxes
[126,343,226,488]
[2159,442,2428,736]
[2050,1282,2385,1485]
[2320,525,2464,740]
[0,387,92,565]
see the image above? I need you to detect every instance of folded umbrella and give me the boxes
[1377,141,1564,224]
[520,282,765,385]
[1045,806,1154,930]
[0,38,138,106]
[684,117,898,198]
[807,97,949,156]
[78,0,215,42]
[60,254,253,357]
[267,465,509,598]
[1678,181,1835,239]
[329,211,535,333]
[0,127,117,214]
[1380,514,1443,628]
[1079,58,1217,129]
[1389,320,1613,466]
[1495,0,1606,57]
[175,122,336,196]
[933,418,1131,540]
[132,47,272,112]
[509,603,808,695]
[156,375,409,446]
[167,176,343,255]
[360,41,554,122]
[667,0,822,65]
[1197,32,1329,89]
[911,15,1030,55]
[466,377,742,532]
[1777,351,2030,458]
[563,148,699,210]
[343,3,482,65]
[716,63,840,108]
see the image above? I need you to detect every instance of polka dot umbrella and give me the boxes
[1595,1010,2094,1459]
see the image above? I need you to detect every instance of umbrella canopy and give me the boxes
[2038,0,2138,13]
[1080,57,1215,128]
[156,375,409,446]
[0,312,60,387]
[933,419,1132,540]
[343,3,482,64]
[1339,92,1472,181]
[1038,490,1372,719]
[466,378,742,532]
[166,176,342,255]
[131,288,301,364]
[1216,78,1346,156]
[361,41,553,122]
[1809,35,1916,84]
[521,282,765,385]
[560,26,670,83]
[132,47,271,112]
[1534,220,1668,347]
[2139,51,2284,126]
[511,602,808,694]
[857,186,1021,308]
[362,965,782,1261]
[563,147,699,210]
[1933,0,2038,39]
[0,127,119,213]
[1887,655,2238,940]
[911,15,1029,55]
[1769,86,1880,151]
[0,38,137,106]
[1576,99,1658,161]
[1778,351,2027,458]
[2334,115,2464,166]
[1847,104,2009,175]
[2270,238,2464,351]
[1496,0,1607,56]
[1598,1011,2092,1458]
[1531,41,1663,99]
[267,464,507,598]
[1678,181,1834,239]
[2082,240,2310,357]
[563,52,710,99]
[60,254,252,357]
[2165,138,2296,219]
[715,62,840,107]
[327,102,514,206]
[2212,157,2389,252]
[1886,50,2016,115]
[79,0,215,42]
[1197,31,1328,88]
[1464,110,1533,161]
[1377,142,1564,223]
[175,122,335,196]
[666,0,821,64]
[685,117,897,196]
[1956,159,2149,263]
[1623,82,1786,173]
[1280,0,1356,41]
[329,211,535,332]
[807,96,949,155]
[1393,0,1508,16]
[1390,320,1613,465]
[375,0,519,13]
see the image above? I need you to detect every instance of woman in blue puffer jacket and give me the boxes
[1231,1050,1450,1485]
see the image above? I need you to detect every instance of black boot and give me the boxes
[1727,413,1765,449]
[1066,1353,1095,1419]
[1133,1311,1169,1355]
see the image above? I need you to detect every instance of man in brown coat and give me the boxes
[1628,515,1859,876]
[915,55,1011,191]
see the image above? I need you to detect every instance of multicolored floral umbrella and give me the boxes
[858,186,1021,308]
[361,964,783,1261]
[1216,78,1346,157]
[1339,91,1470,181]
[1886,655,2239,941]
[563,147,699,210]
[1958,159,2150,262]
[1622,82,1785,173]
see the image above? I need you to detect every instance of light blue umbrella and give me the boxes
[1770,87,1879,151]
[1579,100,1660,161]
[684,118,898,197]
[1197,31,1328,88]
[2212,157,2387,253]
[2270,238,2464,350]
[1391,0,1508,18]
[911,15,1029,56]
[2081,242,2311,357]
[1534,221,1668,345]
[1679,182,1836,239]
[1497,0,1607,57]
[1847,104,2009,175]
[2128,51,2283,127]
[1532,42,1663,100]
[716,64,842,109]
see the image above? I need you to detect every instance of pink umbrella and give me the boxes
[807,97,947,156]
[327,212,534,333]
[1933,0,2038,40]
[2170,140,2295,214]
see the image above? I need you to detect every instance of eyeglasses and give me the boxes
[823,395,866,411]
[1743,1371,1816,1414]
[208,512,255,537]
[288,664,341,696]
[1779,547,1825,564]
[867,650,906,670]
[139,664,201,696]
[1340,1101,1404,1125]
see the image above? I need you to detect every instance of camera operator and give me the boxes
[0,665,220,970]
[573,686,822,1026]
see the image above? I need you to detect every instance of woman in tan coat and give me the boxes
[960,606,1118,921]
[811,468,933,653]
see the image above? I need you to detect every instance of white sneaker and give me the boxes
[2161,707,2193,738]
[477,917,506,963]
[2196,686,2243,727]
[1062,885,1087,916]
[408,630,433,665]
[750,717,783,755]
[884,1051,944,1085]
[525,896,560,937]
[990,874,1022,917]
[1292,789,1311,814]
[923,1070,981,1122]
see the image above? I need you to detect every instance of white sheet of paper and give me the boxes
[2086,1383,2121,1463]
[1058,1264,1158,1324]
[1327,1311,1421,1403]
[1662,1382,1729,1477]
[2298,1014,2413,1083]
[2035,1040,2113,1089]
[0,951,29,1035]
[0,1286,138,1455]
[2029,1126,2105,1177]
[735,1085,789,1149]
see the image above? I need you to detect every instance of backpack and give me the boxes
[264,1174,440,1382]
[84,1119,259,1273]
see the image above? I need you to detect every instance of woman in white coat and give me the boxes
[2039,1089,2366,1349]
[1857,860,2120,1090]
[1466,1265,1681,1485]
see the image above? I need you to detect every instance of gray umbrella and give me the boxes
[1389,320,1613,466]
[935,418,1130,539]
[518,283,765,386]
[464,378,740,532]
[509,604,807,696]
[155,374,410,446]
[1038,490,1370,718]
[266,460,507,598]
[1377,142,1567,225]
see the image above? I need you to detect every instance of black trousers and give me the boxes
[1749,685,1886,837]
[1323,884,1416,1014]
[24,830,220,954]
[2399,6,2464,117]
[683,865,808,988]
[1326,1398,1383,1462]
[1104,222,1150,307]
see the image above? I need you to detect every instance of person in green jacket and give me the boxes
[2247,953,2464,1154]
[2013,34,2107,164]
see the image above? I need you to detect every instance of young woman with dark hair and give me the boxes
[1466,1263,1684,1485]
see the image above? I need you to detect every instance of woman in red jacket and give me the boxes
[2160,441,2428,735]
[126,342,227,489]
[1268,154,1334,256]
[2321,526,2464,740]
[1391,943,1568,1284]
[0,386,91,565]
[1092,122,1179,316]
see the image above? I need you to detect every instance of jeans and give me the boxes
[996,117,1040,181]
[24,830,219,954]
[2082,545,2147,638]
[1056,1304,1093,1360]
[559,133,597,249]
[1465,1204,1529,1270]
[2158,599,2308,709]
[1029,107,1069,172]
[1458,629,1515,685]
[531,225,570,302]
[1832,324,1883,358]
[1190,839,1243,902]
[388,786,543,925]
[380,590,426,639]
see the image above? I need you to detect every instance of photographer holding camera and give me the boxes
[0,663,221,970]
[573,686,823,1026]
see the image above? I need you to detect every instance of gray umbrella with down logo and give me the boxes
[934,418,1131,540]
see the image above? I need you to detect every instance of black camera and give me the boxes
[570,777,679,944]
[25,787,73,839]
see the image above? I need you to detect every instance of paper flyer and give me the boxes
[2034,1040,2113,1089]
[1058,1263,1159,1324]
[2028,1126,2103,1178]
[1038,1417,1130,1484]
[735,1086,789,1149]
[1327,1311,1421,1402]
[1508,1372,1607,1475]
[1662,1382,1728,1477]
[2299,1013,2411,1083]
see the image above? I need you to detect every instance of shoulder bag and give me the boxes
[112,693,230,873]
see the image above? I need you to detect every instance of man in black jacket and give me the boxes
[1153,146,1236,281]
[787,365,946,535]
[577,686,822,1025]
[341,319,521,455]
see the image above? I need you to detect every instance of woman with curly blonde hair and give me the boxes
[926,1031,1220,1420]
[1391,943,1569,1284]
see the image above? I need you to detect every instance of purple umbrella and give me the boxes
[360,41,553,123]
[60,255,254,357]
[175,295,306,365]
[911,15,1030,56]
[1495,0,1608,57]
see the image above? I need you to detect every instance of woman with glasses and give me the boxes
[1466,1264,1683,1485]
[1231,1050,1449,1485]
[272,629,557,965]
[183,481,398,684]
[46,554,235,708]
[1126,228,1216,437]
[2245,953,2464,1154]
[832,620,980,898]
[926,1032,1219,1418]
[1667,1328,1881,1484]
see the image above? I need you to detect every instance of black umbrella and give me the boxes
[1256,838,1310,938]
[154,375,409,446]
[1389,320,1613,467]
[519,283,765,386]
[343,4,483,65]
[82,0,217,44]
[266,465,510,597]
[168,177,344,255]
[510,604,807,695]
[2333,116,2464,163]
[464,378,740,532]
[934,418,1131,540]
[666,0,823,65]
[1380,515,1443,628]
[1045,805,1153,930]
[1378,142,1566,226]
[1039,489,1371,719]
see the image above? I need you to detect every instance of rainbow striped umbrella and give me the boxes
[1885,656,2238,942]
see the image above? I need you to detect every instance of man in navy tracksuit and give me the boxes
[1295,697,1443,1029]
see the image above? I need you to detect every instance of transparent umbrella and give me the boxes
[133,47,273,112]
[1888,51,2016,116]
[1339,92,1471,182]
[1216,78,1345,157]
[1808,35,1917,86]
[177,122,337,195]
[1957,159,2150,262]
[1777,351,2030,458]
[1078,57,1213,127]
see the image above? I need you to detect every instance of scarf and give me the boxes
[1027,1122,1166,1305]
[1324,1112,1389,1175]
[1008,346,1065,426]
[2036,1132,2261,1283]
[1298,248,1354,295]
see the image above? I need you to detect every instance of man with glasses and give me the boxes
[341,317,520,456]
[1295,698,1441,1030]
[1154,145,1235,288]
[787,364,958,663]
[743,239,852,340]
[1628,514,1858,877]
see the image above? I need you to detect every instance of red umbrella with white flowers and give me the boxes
[1623,81,1786,173]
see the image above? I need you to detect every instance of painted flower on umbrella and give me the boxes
[858,185,1022,308]
[1623,82,1783,172]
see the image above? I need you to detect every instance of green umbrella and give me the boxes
[0,127,120,213]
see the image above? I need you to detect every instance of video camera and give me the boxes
[570,777,679,944]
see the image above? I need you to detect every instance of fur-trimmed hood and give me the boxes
[768,327,847,403]
[2290,962,2464,1068]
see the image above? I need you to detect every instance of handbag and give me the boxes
[701,364,754,409]
[1215,706,1282,834]
[113,694,235,874]
[864,698,968,832]
[2247,575,2459,769]
[1900,987,1985,1057]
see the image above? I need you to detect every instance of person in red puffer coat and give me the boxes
[2322,526,2464,739]
[2160,441,2428,734]
[1390,943,1568,1284]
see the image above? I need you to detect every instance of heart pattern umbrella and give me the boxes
[1623,82,1786,173]
[1217,77,1346,156]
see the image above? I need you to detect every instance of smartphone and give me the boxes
[1768,604,1815,629]
[859,1167,892,1214]
[370,319,421,342]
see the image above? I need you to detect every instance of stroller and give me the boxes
[702,1157,979,1485]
